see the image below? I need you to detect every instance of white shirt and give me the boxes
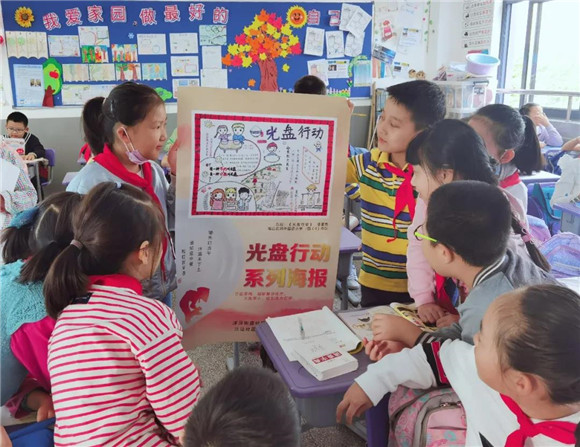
[355,341,579,446]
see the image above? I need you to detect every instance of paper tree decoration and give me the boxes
[222,9,303,92]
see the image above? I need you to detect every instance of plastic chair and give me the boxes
[41,149,55,188]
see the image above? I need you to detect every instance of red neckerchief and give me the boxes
[434,274,459,315]
[382,162,416,242]
[93,144,169,278]
[88,274,143,295]
[501,394,577,447]
[500,171,521,189]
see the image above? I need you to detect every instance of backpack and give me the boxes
[531,183,561,234]
[388,386,466,447]
[540,232,580,278]
[527,215,551,244]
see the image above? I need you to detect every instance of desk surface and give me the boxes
[340,227,361,254]
[521,170,560,185]
[24,158,47,165]
[256,322,371,399]
[553,202,580,215]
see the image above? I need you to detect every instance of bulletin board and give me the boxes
[2,1,374,107]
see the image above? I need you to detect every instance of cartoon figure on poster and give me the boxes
[193,113,334,216]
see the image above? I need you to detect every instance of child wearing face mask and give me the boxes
[338,284,580,447]
[469,104,543,213]
[67,82,176,305]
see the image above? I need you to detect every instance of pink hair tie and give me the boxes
[520,227,533,244]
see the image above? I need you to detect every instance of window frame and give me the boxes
[497,0,580,120]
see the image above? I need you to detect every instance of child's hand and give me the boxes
[362,337,405,361]
[347,99,355,115]
[417,303,447,324]
[436,313,460,328]
[1,426,12,447]
[26,390,55,422]
[336,382,373,425]
[23,153,36,161]
[371,314,424,346]
[562,136,580,152]
[0,195,5,213]
[167,138,180,176]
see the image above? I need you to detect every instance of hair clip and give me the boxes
[115,181,122,189]
[8,206,40,229]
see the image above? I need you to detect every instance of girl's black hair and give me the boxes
[496,285,580,405]
[43,182,165,319]
[472,104,542,175]
[82,82,164,154]
[1,192,81,264]
[407,119,498,186]
[19,193,83,283]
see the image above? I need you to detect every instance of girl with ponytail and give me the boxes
[45,182,199,446]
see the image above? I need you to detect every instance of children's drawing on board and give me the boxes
[192,113,335,216]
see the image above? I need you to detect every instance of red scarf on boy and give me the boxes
[94,145,168,277]
[383,163,416,242]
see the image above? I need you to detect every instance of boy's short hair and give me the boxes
[426,181,512,267]
[293,75,327,95]
[6,111,28,127]
[519,102,539,117]
[386,80,446,130]
[183,367,300,447]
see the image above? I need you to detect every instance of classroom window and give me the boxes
[498,0,580,120]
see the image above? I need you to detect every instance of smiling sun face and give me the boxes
[287,6,307,28]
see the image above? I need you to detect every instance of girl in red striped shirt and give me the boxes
[44,182,200,446]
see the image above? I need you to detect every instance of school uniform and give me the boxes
[48,274,200,446]
[416,248,556,345]
[499,163,528,214]
[22,132,46,160]
[356,340,579,446]
[537,124,563,147]
[67,145,176,301]
[346,149,415,306]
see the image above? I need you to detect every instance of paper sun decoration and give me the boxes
[15,6,34,28]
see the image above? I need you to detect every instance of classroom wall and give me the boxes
[38,104,370,195]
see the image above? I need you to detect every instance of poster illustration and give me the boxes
[176,87,350,348]
[191,113,334,217]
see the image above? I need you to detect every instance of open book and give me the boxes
[337,302,436,341]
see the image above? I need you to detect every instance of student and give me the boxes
[182,367,300,447]
[67,81,176,304]
[406,119,540,324]
[5,112,46,161]
[338,284,580,447]
[469,104,542,212]
[406,120,499,324]
[520,102,564,147]
[367,181,554,357]
[45,182,200,445]
[346,80,446,307]
[1,193,80,421]
[293,74,327,95]
[0,141,37,229]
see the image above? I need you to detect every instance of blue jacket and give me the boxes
[0,261,46,404]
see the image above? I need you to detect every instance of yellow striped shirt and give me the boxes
[346,149,414,293]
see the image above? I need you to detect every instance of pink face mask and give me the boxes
[121,127,149,165]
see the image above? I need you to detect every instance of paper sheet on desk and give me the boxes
[266,306,360,361]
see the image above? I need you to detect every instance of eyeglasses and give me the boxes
[6,127,26,134]
[414,224,438,243]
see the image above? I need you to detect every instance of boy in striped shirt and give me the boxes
[346,80,446,307]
